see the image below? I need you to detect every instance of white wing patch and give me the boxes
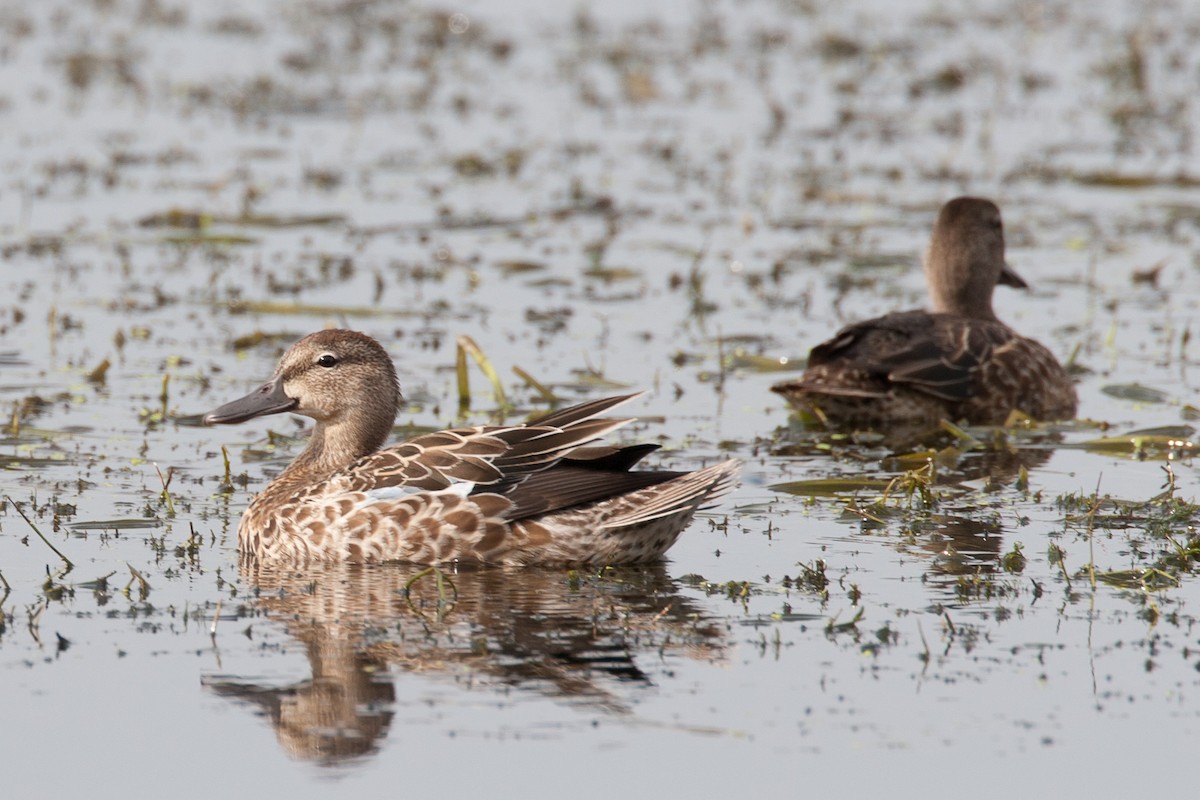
[362,482,475,503]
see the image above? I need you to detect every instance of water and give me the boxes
[2,0,1199,794]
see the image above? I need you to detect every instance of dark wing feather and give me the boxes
[806,310,933,368]
[562,443,661,470]
[495,460,686,521]
[880,320,1014,401]
[799,310,1017,403]
[869,324,981,401]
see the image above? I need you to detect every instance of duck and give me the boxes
[771,196,1077,427]
[204,329,740,566]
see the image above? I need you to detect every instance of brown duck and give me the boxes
[772,197,1077,426]
[204,329,739,566]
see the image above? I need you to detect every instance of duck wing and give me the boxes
[791,310,1014,402]
[496,443,685,520]
[335,393,644,494]
[870,318,1012,402]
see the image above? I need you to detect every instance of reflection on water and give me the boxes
[204,562,726,764]
[917,514,1004,588]
[775,428,1058,600]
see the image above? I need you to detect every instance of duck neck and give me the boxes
[928,270,999,321]
[279,417,388,483]
[927,230,1003,321]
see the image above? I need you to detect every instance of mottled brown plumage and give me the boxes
[772,197,1077,426]
[205,329,739,566]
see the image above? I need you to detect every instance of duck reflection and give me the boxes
[912,513,1005,586]
[777,423,1057,488]
[777,427,1051,602]
[203,561,726,764]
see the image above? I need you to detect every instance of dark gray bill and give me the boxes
[204,377,297,425]
[998,262,1029,289]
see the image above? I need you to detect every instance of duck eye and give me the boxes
[316,354,339,368]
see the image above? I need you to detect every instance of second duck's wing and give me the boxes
[781,310,1014,402]
[871,318,1010,402]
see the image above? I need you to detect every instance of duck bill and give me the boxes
[204,377,297,425]
[998,262,1029,289]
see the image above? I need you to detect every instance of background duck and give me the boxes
[772,197,1078,427]
[205,329,740,566]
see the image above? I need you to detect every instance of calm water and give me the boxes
[2,0,1199,794]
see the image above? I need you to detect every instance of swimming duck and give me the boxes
[772,197,1077,426]
[205,329,739,566]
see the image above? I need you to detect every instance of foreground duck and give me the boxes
[204,330,740,566]
[772,197,1077,426]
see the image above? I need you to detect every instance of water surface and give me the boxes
[2,0,1199,794]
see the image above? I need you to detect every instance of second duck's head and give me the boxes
[925,196,1027,321]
